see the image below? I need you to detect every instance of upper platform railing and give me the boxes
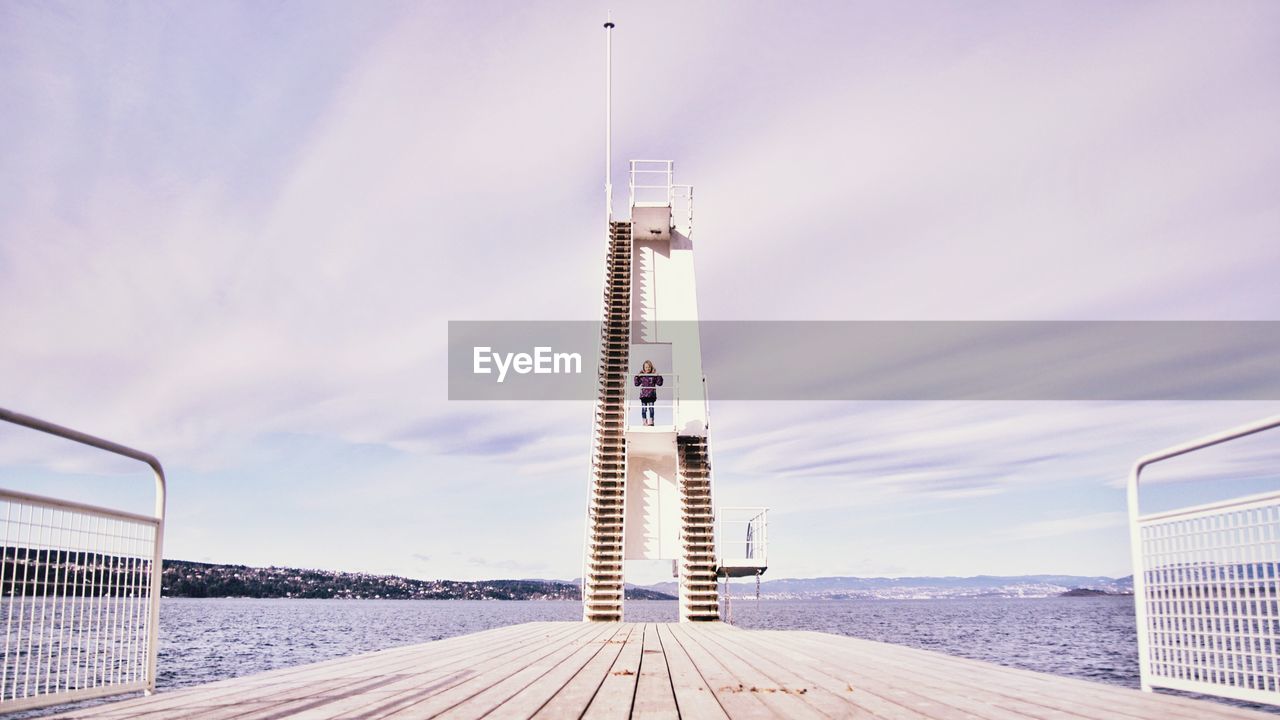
[629,160,672,207]
[0,408,166,712]
[1128,414,1280,706]
[628,160,693,235]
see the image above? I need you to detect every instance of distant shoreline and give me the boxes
[158,559,1133,602]
[162,559,674,601]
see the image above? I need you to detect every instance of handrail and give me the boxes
[0,406,167,706]
[629,160,674,208]
[0,409,166,503]
[1130,415,1280,491]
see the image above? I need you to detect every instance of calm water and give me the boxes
[155,596,1138,691]
[18,596,1280,716]
[724,597,1139,686]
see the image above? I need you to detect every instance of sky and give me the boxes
[1,1,1279,585]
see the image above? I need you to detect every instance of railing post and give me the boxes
[145,464,165,694]
[1128,461,1151,692]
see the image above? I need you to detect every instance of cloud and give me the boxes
[1004,511,1129,540]
[0,3,611,468]
[710,401,1280,513]
[684,3,1280,323]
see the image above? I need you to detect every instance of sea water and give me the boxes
[151,596,1137,690]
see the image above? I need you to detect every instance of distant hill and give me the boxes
[1059,588,1125,597]
[163,560,674,600]
[160,561,1133,601]
[641,575,1134,600]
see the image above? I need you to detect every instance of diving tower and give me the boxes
[581,161,765,623]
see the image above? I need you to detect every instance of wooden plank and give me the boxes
[61,622,556,718]
[752,629,1276,720]
[49,622,574,720]
[484,624,629,720]
[718,628,1038,720]
[675,624,851,720]
[579,622,645,719]
[154,623,586,720]
[283,625,590,720]
[790,630,1269,720]
[661,624,779,719]
[707,625,1022,720]
[630,624,679,719]
[359,622,602,719]
[764,629,1112,720]
[282,671,475,720]
[654,623,728,720]
[532,625,636,719]
[429,622,619,719]
[689,624,881,719]
[212,673,440,720]
[287,624,580,717]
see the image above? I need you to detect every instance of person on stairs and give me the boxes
[634,360,663,426]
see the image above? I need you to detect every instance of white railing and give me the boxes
[701,375,711,435]
[0,408,166,712]
[625,373,678,429]
[628,160,695,236]
[671,184,693,235]
[629,160,673,207]
[1128,414,1280,706]
[717,507,768,577]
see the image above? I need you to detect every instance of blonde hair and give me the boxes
[641,360,655,374]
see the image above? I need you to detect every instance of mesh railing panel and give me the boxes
[1138,497,1280,696]
[0,493,157,706]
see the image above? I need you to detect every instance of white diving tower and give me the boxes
[583,161,766,622]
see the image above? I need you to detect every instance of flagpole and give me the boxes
[604,14,614,223]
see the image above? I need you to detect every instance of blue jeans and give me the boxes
[641,400,655,422]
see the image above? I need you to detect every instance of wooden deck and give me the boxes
[48,621,1276,719]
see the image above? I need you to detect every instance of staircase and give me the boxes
[677,436,719,621]
[583,220,632,622]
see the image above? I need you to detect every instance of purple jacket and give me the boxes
[633,373,664,402]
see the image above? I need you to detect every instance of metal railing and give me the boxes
[1128,414,1280,706]
[629,160,673,207]
[717,507,768,576]
[628,160,696,236]
[625,373,679,429]
[0,408,166,711]
[671,184,693,235]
